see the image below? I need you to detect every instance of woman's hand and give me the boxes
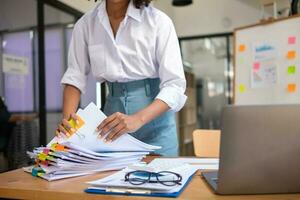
[56,113,79,138]
[97,112,145,142]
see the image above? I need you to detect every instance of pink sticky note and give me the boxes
[288,36,296,45]
[253,62,260,71]
[43,149,50,154]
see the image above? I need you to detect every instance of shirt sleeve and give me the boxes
[61,19,90,94]
[155,15,187,112]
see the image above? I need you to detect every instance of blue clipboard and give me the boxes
[85,172,196,198]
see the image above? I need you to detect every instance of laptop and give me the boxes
[202,104,300,195]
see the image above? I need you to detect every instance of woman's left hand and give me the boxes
[96,112,144,142]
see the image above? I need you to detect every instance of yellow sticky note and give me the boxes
[67,115,85,137]
[287,84,296,93]
[37,172,44,177]
[38,153,47,161]
[239,84,246,93]
[51,143,57,151]
[287,51,296,59]
[239,44,246,52]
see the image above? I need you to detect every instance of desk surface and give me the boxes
[0,159,300,200]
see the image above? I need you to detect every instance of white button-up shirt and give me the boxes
[61,0,187,112]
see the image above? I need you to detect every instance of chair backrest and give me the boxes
[193,129,221,157]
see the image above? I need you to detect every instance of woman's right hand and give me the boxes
[56,113,79,138]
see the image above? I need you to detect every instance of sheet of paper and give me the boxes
[251,60,277,88]
[250,42,278,89]
[153,158,219,170]
[48,102,160,152]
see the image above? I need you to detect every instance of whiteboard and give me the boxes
[234,15,300,105]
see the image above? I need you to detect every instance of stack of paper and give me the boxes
[25,102,160,181]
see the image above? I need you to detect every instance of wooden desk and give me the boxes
[0,163,300,200]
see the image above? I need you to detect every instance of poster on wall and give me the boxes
[2,54,29,75]
[251,42,278,88]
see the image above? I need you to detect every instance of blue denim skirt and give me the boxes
[104,78,178,156]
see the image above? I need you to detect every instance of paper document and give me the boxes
[151,158,219,170]
[48,102,160,152]
[87,164,197,193]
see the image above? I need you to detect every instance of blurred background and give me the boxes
[0,0,298,172]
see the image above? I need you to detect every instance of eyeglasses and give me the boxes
[124,170,182,186]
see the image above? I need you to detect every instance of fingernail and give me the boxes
[66,132,70,137]
[70,128,76,132]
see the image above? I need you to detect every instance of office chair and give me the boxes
[192,129,220,157]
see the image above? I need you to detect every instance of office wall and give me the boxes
[153,0,262,37]
[0,0,74,31]
[58,0,262,37]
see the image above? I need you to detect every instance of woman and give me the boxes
[57,0,186,156]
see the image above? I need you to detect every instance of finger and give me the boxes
[55,130,61,138]
[55,128,65,138]
[62,119,76,133]
[58,124,70,137]
[97,112,119,131]
[70,113,79,124]
[104,123,126,142]
[109,128,127,142]
[56,130,66,139]
[99,118,121,138]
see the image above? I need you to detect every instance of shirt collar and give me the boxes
[97,0,141,23]
[126,0,142,22]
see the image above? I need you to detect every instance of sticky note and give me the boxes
[253,62,260,71]
[43,149,50,154]
[239,84,246,93]
[288,36,296,45]
[288,65,296,74]
[51,143,57,151]
[41,161,49,166]
[38,153,47,161]
[67,115,85,137]
[287,51,296,59]
[32,167,44,177]
[55,144,65,151]
[287,84,296,93]
[239,44,246,52]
